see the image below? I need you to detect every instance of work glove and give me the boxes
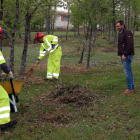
[51,44,55,49]
[36,59,40,64]
[2,71,14,79]
[7,71,14,79]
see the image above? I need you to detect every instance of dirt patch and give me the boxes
[35,62,47,70]
[61,63,94,74]
[15,62,93,85]
[14,62,47,84]
[95,61,121,66]
[99,48,117,53]
[32,83,99,126]
[15,73,44,84]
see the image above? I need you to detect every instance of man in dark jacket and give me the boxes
[116,20,135,95]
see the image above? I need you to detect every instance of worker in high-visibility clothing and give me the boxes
[35,32,62,82]
[0,50,17,131]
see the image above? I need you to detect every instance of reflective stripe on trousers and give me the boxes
[47,73,53,79]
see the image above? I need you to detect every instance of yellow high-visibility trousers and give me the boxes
[0,85,10,125]
[47,46,62,79]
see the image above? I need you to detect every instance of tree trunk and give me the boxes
[130,17,133,31]
[39,24,41,32]
[19,11,31,74]
[111,22,114,36]
[101,25,103,34]
[46,6,51,34]
[84,25,86,34]
[124,6,127,27]
[78,27,80,35]
[28,25,31,41]
[0,0,3,20]
[74,18,76,37]
[128,7,130,29]
[0,40,2,51]
[108,22,111,41]
[19,5,37,74]
[79,28,89,63]
[133,15,136,35]
[66,10,70,40]
[92,30,96,47]
[87,26,92,67]
[51,21,54,35]
[9,0,19,73]
[19,33,21,38]
[112,0,117,46]
[9,40,15,73]
[114,31,117,47]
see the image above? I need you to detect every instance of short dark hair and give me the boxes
[116,20,124,25]
[116,20,126,28]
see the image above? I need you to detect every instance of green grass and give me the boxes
[1,31,140,140]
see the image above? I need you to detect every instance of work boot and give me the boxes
[122,89,134,95]
[52,78,58,82]
[0,120,18,131]
[43,78,53,82]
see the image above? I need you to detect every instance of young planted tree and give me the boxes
[71,0,105,67]
[45,0,61,34]
[126,0,140,34]
[63,0,72,40]
[9,0,19,73]
[2,0,25,73]
[19,0,39,74]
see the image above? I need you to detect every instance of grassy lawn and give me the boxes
[1,30,140,140]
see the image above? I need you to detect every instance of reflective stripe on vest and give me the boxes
[52,36,58,42]
[0,56,4,60]
[40,51,46,56]
[45,38,52,51]
[0,51,6,64]
[50,44,59,53]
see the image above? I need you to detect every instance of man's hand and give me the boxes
[121,55,126,61]
[36,59,40,64]
[7,71,14,79]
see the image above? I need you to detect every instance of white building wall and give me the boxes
[54,15,73,29]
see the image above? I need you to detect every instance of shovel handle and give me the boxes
[10,79,19,103]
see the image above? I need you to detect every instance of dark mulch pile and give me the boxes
[30,83,99,126]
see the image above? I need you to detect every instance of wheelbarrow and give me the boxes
[0,78,23,113]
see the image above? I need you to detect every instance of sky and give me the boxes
[56,0,68,12]
[56,7,68,12]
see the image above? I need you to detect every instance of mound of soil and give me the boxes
[32,83,99,126]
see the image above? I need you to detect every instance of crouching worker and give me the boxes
[0,50,17,131]
[35,32,62,82]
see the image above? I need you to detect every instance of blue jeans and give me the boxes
[121,55,135,90]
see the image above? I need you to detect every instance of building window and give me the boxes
[61,15,69,21]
